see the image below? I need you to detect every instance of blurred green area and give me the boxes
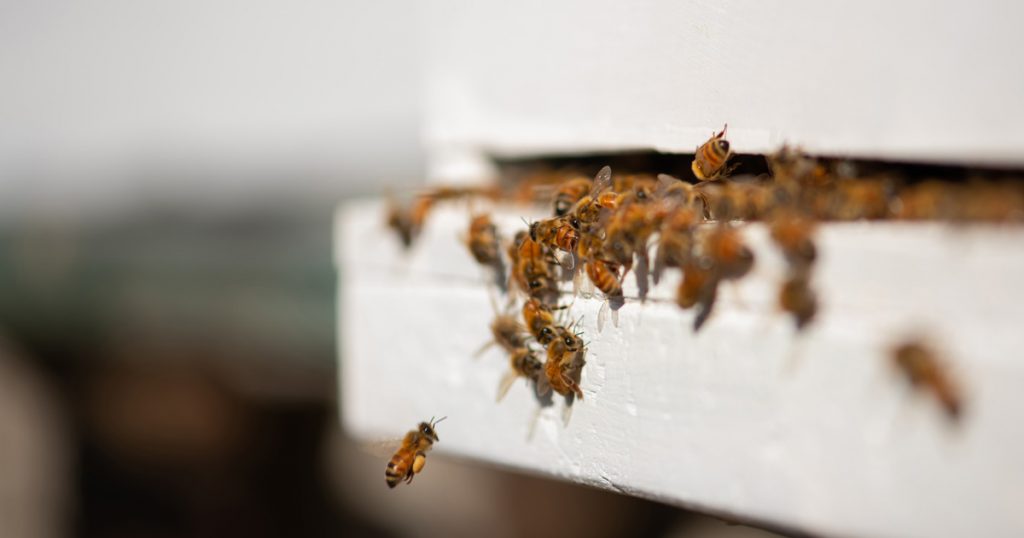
[0,204,336,375]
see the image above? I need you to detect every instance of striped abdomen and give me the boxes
[586,260,624,310]
[692,126,732,181]
[385,449,413,488]
[522,298,557,346]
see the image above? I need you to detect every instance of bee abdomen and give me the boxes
[385,459,406,488]
[555,226,579,251]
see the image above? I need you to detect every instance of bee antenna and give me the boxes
[433,416,448,426]
[521,217,532,227]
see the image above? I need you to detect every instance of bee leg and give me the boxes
[491,257,508,294]
[526,406,543,441]
[693,283,718,332]
[566,376,584,401]
[561,397,575,426]
[634,250,650,303]
[608,291,625,311]
[496,369,518,402]
[651,249,666,286]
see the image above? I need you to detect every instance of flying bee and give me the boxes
[553,176,594,216]
[497,347,545,402]
[465,214,507,292]
[779,272,817,330]
[522,297,565,346]
[769,213,817,271]
[385,417,446,488]
[891,340,962,421]
[692,124,733,181]
[541,326,586,400]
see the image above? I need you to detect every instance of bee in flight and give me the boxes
[691,124,733,181]
[891,340,962,421]
[385,416,446,488]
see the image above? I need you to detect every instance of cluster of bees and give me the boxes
[381,125,1018,486]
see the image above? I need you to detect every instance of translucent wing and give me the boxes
[359,436,406,458]
[591,165,613,195]
[496,369,519,402]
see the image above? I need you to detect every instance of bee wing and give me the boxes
[473,339,496,360]
[656,173,681,192]
[359,437,406,458]
[527,183,560,199]
[556,250,577,272]
[496,369,519,402]
[534,373,553,398]
[590,165,613,196]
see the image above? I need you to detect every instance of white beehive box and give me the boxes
[339,2,1024,535]
[337,200,1024,537]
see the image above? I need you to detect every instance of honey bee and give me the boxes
[602,200,658,301]
[703,224,755,281]
[652,203,700,285]
[830,177,894,220]
[767,145,832,190]
[655,174,709,217]
[891,340,962,420]
[529,216,579,257]
[509,232,560,304]
[553,176,593,216]
[779,273,817,330]
[386,194,434,249]
[569,166,618,233]
[497,347,545,402]
[692,124,733,181]
[676,257,718,330]
[465,214,507,291]
[522,297,562,346]
[585,258,625,311]
[676,225,753,330]
[892,180,956,220]
[541,326,586,400]
[386,417,446,488]
[476,311,528,358]
[769,213,817,271]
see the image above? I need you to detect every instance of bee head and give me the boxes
[717,139,730,153]
[421,416,446,442]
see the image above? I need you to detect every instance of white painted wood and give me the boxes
[421,1,1024,171]
[337,199,1024,537]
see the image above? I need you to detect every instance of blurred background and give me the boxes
[0,2,779,537]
